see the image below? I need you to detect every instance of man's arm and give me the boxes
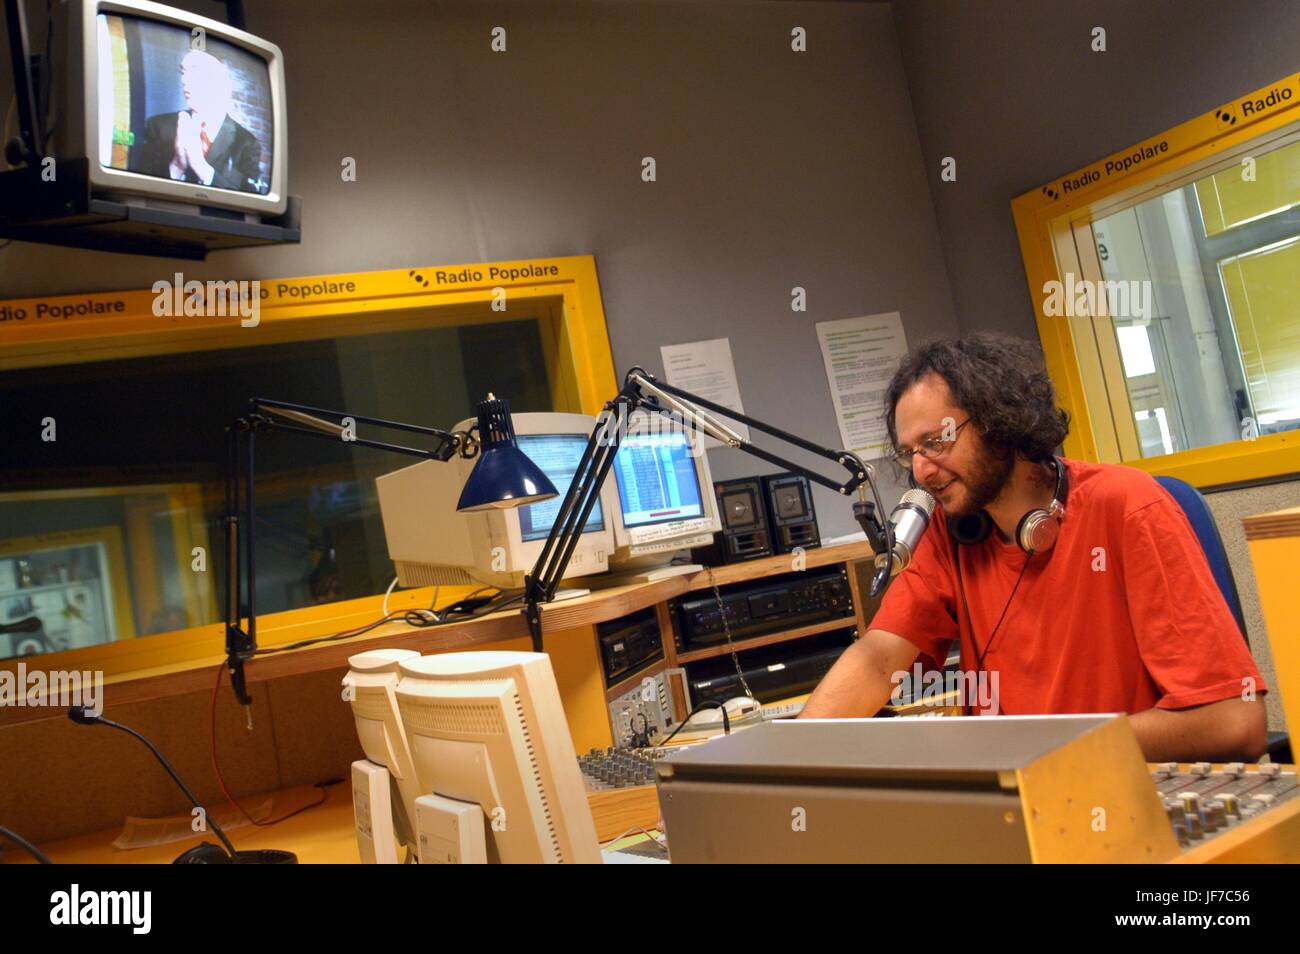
[799,628,921,719]
[1128,697,1267,762]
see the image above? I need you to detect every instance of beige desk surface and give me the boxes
[3,782,362,865]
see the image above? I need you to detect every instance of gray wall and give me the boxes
[1,0,957,537]
[891,0,1300,339]
[892,0,1300,734]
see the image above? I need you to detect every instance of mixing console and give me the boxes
[1152,761,1297,847]
[578,747,664,790]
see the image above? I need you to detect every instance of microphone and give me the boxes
[66,706,296,864]
[869,489,936,597]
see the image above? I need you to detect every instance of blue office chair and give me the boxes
[1155,475,1291,764]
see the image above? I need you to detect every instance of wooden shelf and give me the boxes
[1243,505,1300,541]
[675,616,857,663]
[679,541,875,592]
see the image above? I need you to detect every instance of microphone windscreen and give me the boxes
[898,488,936,516]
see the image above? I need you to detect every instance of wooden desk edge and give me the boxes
[2,541,878,727]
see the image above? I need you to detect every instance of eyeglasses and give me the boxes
[892,418,971,468]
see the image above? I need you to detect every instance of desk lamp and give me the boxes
[224,394,557,715]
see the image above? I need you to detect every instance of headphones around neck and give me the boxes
[943,456,1068,554]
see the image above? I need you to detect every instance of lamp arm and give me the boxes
[521,368,894,653]
[223,400,478,715]
[249,398,475,461]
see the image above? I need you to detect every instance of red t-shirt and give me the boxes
[870,457,1265,715]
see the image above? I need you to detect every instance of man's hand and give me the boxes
[798,628,921,719]
[1128,696,1268,762]
[168,111,188,180]
[176,111,215,186]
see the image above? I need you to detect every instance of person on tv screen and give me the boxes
[137,48,262,192]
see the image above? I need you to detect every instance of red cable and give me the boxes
[210,662,263,826]
[209,663,329,827]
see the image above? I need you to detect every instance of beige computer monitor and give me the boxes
[343,648,422,863]
[376,412,614,590]
[394,650,601,863]
[605,412,721,573]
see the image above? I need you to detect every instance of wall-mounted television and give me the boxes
[52,0,287,216]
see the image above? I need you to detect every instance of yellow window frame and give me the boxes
[0,255,617,682]
[1012,71,1300,488]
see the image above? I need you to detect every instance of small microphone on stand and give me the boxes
[67,706,296,864]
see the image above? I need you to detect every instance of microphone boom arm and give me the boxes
[521,367,894,652]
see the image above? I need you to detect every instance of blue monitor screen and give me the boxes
[516,434,604,543]
[612,431,705,528]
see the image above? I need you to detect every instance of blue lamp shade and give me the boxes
[457,395,559,511]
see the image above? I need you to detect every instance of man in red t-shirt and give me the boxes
[801,333,1267,761]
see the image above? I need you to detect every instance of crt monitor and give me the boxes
[604,416,720,571]
[376,412,613,591]
[50,0,288,215]
[393,651,601,863]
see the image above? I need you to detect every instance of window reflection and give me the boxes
[0,318,552,659]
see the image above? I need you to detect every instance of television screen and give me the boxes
[96,13,274,195]
[516,435,605,543]
[612,431,706,528]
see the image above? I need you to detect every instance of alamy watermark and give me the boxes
[1042,272,1152,324]
[50,885,150,934]
[890,663,1000,715]
[596,407,709,459]
[0,664,103,716]
[151,272,260,327]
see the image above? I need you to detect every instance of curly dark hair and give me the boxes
[884,332,1069,462]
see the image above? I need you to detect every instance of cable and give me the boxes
[706,567,755,700]
[659,700,731,746]
[600,825,667,853]
[247,585,517,659]
[209,663,262,828]
[383,576,400,614]
[952,535,1035,686]
[206,663,335,828]
[251,610,417,655]
[0,825,52,864]
[382,577,441,621]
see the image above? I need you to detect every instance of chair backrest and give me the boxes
[1154,475,1249,644]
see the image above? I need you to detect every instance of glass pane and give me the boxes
[0,318,552,659]
[1220,238,1300,431]
[1091,135,1300,457]
[1195,144,1300,236]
